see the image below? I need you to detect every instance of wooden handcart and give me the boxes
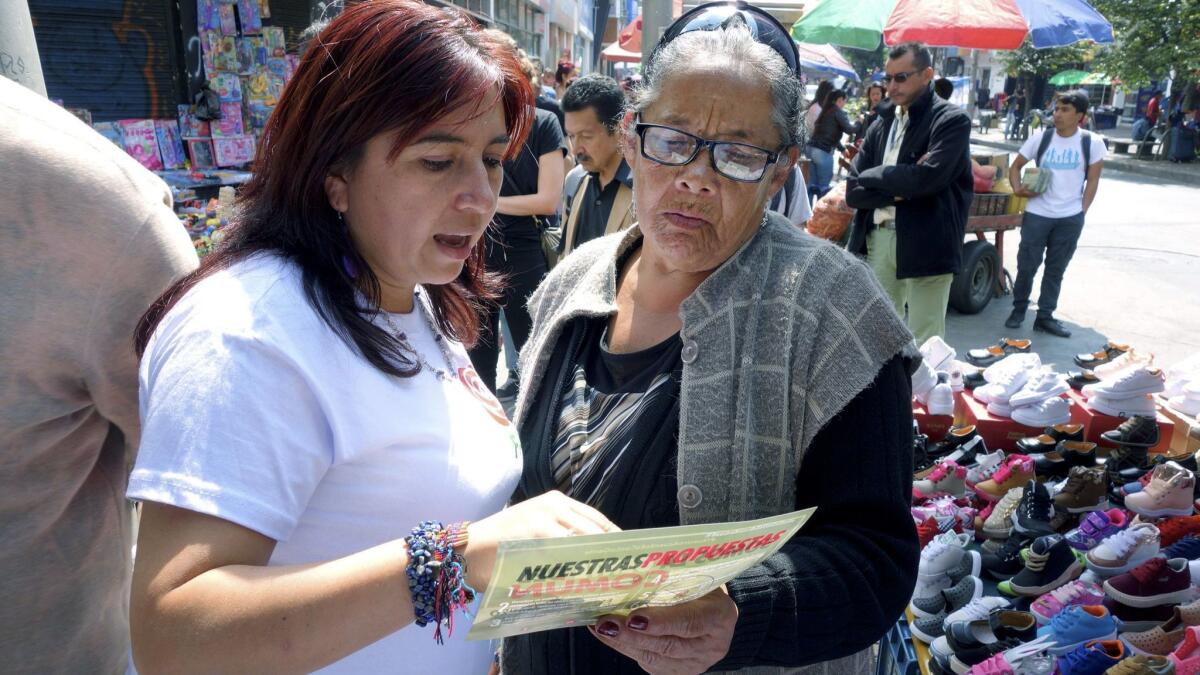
[950,192,1023,314]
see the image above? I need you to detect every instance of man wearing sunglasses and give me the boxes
[846,41,973,345]
[504,3,919,674]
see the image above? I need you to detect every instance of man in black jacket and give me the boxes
[845,42,973,345]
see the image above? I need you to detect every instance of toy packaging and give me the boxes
[237,0,263,34]
[263,26,286,56]
[213,136,256,167]
[92,122,125,148]
[117,119,164,171]
[215,36,238,72]
[199,30,220,78]
[245,101,273,131]
[218,2,237,35]
[155,120,188,170]
[178,104,211,137]
[211,101,245,137]
[187,138,217,169]
[197,0,221,31]
[210,73,242,102]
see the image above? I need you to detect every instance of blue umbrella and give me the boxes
[1012,0,1114,48]
[795,42,861,82]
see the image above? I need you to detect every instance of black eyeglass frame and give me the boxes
[634,121,785,183]
[881,70,922,84]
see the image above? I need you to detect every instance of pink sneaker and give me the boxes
[914,461,968,500]
[1030,580,1105,625]
[1170,625,1200,675]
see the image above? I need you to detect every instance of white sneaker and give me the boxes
[1166,354,1200,397]
[941,595,1012,630]
[990,364,1033,404]
[918,536,966,579]
[983,353,1042,383]
[1086,522,1161,576]
[1011,396,1072,428]
[911,573,953,605]
[1088,392,1157,418]
[1169,392,1200,417]
[987,398,1014,418]
[1084,366,1167,399]
[920,335,957,373]
[1009,370,1069,408]
[928,381,955,416]
[974,382,999,404]
[1093,348,1153,379]
[966,449,1006,486]
[912,358,938,403]
[949,369,965,393]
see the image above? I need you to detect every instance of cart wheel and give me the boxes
[950,240,1000,314]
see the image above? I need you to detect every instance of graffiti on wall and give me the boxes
[31,0,177,121]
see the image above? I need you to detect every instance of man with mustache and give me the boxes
[560,74,636,258]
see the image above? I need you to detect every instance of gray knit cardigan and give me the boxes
[513,211,916,673]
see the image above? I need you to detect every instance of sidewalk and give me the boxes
[970,122,1200,187]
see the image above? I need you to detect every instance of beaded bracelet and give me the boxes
[404,520,477,644]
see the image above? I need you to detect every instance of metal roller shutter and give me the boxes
[30,0,183,122]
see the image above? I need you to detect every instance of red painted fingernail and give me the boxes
[628,615,649,631]
[597,621,620,637]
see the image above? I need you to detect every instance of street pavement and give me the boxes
[945,167,1200,375]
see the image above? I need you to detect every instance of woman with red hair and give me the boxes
[126,2,614,672]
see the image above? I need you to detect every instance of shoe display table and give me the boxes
[1156,396,1200,455]
[1066,389,1174,454]
[960,392,1045,451]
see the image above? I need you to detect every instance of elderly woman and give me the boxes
[504,2,920,674]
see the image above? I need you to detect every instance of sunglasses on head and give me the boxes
[651,1,800,78]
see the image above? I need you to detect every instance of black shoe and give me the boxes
[1032,440,1099,479]
[1008,534,1084,596]
[1033,316,1071,337]
[1016,423,1086,454]
[946,610,1038,670]
[1005,309,1024,329]
[1067,370,1101,390]
[1075,341,1132,369]
[928,425,979,459]
[1101,415,1161,448]
[963,371,987,390]
[1105,444,1152,485]
[980,534,1034,580]
[495,373,520,400]
[1012,480,1057,537]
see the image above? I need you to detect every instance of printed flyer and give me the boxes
[466,508,815,641]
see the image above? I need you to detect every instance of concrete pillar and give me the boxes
[640,0,672,68]
[0,1,47,96]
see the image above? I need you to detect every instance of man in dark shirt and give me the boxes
[560,74,636,258]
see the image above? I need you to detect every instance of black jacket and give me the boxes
[809,108,859,152]
[845,87,973,279]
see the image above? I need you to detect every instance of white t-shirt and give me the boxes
[127,254,522,673]
[1019,129,1108,218]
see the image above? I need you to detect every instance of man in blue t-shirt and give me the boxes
[1005,90,1107,337]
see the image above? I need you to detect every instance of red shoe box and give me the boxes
[913,400,953,438]
[960,392,1045,452]
[1066,389,1173,454]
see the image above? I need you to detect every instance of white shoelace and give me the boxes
[952,597,1008,623]
[1044,582,1087,606]
[1103,526,1149,558]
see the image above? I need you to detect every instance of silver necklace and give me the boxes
[383,288,458,381]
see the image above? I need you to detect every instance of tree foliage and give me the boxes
[843,44,885,81]
[1000,39,1090,78]
[1090,0,1200,90]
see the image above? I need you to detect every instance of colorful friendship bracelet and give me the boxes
[404,520,476,644]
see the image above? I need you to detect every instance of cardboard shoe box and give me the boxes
[1066,389,1173,454]
[960,392,1045,452]
[1156,395,1200,455]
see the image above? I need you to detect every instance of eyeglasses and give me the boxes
[635,122,782,182]
[882,70,921,84]
[652,1,799,78]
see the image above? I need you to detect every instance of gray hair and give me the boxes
[630,26,802,148]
